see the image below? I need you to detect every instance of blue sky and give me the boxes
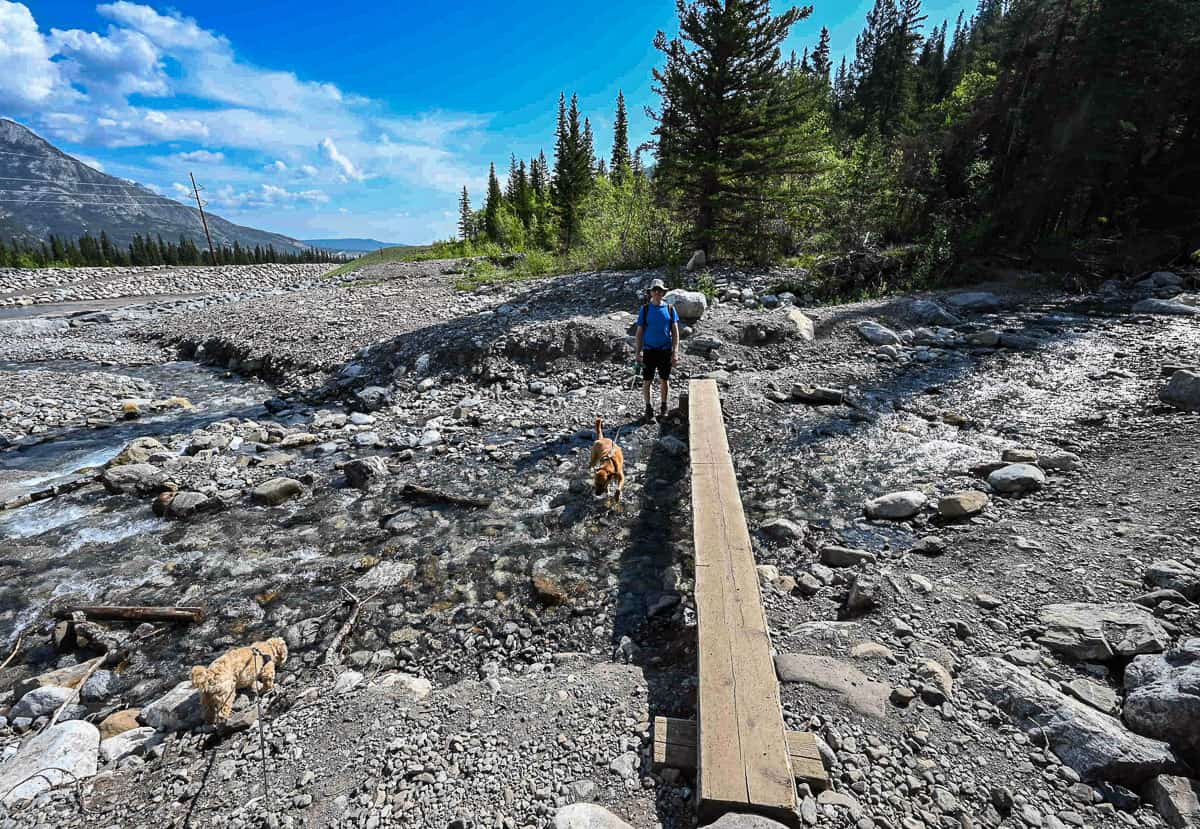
[1,0,971,244]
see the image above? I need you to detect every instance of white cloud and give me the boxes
[0,1,69,108]
[50,25,167,101]
[176,149,224,163]
[319,137,364,183]
[2,0,487,237]
[210,183,329,209]
[97,1,225,52]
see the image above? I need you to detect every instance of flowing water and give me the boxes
[0,294,1194,660]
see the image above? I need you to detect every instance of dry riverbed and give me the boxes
[0,260,1198,829]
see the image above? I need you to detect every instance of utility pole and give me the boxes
[190,171,219,266]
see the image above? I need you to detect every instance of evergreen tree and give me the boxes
[484,162,504,242]
[610,91,632,182]
[811,27,833,81]
[458,186,473,241]
[651,0,825,255]
[552,93,593,248]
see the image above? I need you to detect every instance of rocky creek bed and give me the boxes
[0,260,1198,829]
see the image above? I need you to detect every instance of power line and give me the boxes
[0,189,190,203]
[0,149,101,163]
[0,175,153,188]
[0,198,206,207]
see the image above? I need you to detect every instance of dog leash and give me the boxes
[250,646,273,818]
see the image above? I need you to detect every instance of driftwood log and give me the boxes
[399,483,491,509]
[54,605,204,624]
[790,386,845,406]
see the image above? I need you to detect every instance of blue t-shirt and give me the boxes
[638,302,678,349]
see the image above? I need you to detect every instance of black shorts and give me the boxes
[642,348,672,381]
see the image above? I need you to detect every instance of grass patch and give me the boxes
[325,245,422,278]
[452,249,567,292]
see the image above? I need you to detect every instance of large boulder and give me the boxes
[139,681,205,732]
[664,289,708,322]
[251,477,304,506]
[555,804,635,829]
[11,685,83,721]
[1145,775,1200,829]
[987,463,1046,494]
[909,299,963,327]
[1124,639,1200,759]
[945,292,1003,312]
[1160,370,1200,412]
[864,490,927,520]
[1145,559,1200,600]
[153,490,215,519]
[109,436,168,466]
[773,653,890,717]
[938,491,989,518]
[962,657,1181,786]
[343,456,389,489]
[1038,602,1170,661]
[99,726,158,764]
[1134,298,1200,316]
[0,721,100,806]
[0,318,70,338]
[855,320,902,346]
[101,463,168,495]
[788,309,815,341]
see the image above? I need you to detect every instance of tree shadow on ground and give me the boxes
[609,415,699,827]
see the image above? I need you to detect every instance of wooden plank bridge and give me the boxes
[652,379,829,827]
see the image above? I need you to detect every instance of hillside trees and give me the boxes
[650,0,828,259]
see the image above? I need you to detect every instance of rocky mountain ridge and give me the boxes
[0,119,308,254]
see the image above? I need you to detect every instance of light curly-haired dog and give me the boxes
[190,637,288,724]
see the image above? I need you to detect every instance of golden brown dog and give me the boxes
[190,637,288,724]
[589,416,625,500]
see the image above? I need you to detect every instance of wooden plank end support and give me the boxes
[653,716,829,792]
[688,379,802,827]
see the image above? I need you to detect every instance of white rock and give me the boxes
[856,320,901,346]
[0,721,99,806]
[663,289,707,321]
[99,726,157,764]
[864,490,927,520]
[554,804,635,829]
[374,672,432,700]
[787,309,814,341]
[988,463,1047,494]
[334,670,364,695]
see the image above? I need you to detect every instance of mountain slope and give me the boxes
[0,119,308,254]
[302,238,406,253]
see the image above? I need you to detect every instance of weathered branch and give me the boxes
[54,605,204,624]
[323,588,380,667]
[400,483,492,509]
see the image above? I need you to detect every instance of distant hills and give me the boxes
[0,118,309,254]
[302,238,407,253]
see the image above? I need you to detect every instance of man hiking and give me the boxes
[634,278,680,421]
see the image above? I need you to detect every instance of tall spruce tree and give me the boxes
[458,186,473,241]
[651,0,824,255]
[610,91,632,182]
[811,27,833,81]
[552,93,593,249]
[484,163,503,242]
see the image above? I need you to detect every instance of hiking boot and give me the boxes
[644,404,655,422]
[659,402,669,419]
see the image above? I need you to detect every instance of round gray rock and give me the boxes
[988,463,1046,494]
